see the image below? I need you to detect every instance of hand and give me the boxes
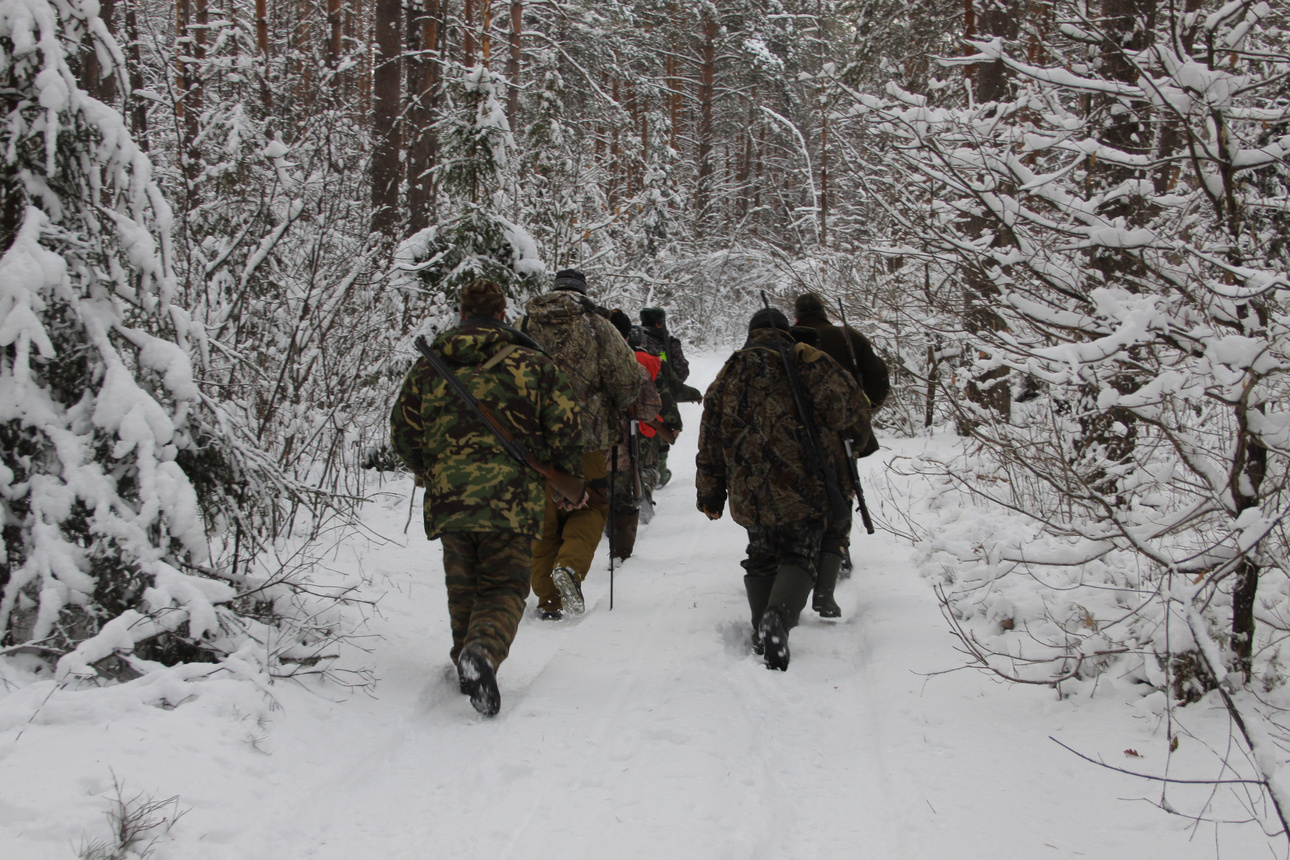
[555,490,590,511]
[413,474,426,488]
[701,505,722,521]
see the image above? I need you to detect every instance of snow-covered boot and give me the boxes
[457,644,501,717]
[812,552,844,619]
[759,608,789,671]
[551,566,585,615]
[744,574,775,655]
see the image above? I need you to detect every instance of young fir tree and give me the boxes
[0,0,294,678]
[393,63,544,325]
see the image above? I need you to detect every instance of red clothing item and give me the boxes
[634,350,663,437]
[635,350,661,380]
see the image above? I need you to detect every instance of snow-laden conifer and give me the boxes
[0,0,328,682]
[393,64,544,328]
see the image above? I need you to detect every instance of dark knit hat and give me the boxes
[749,307,791,332]
[640,307,666,327]
[458,278,507,317]
[794,291,828,320]
[607,308,632,339]
[553,269,588,294]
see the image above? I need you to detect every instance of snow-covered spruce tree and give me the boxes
[393,64,544,326]
[0,0,320,680]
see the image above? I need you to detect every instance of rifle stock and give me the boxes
[413,336,587,505]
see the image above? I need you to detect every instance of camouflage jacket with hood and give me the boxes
[696,328,870,530]
[522,291,641,451]
[390,319,584,539]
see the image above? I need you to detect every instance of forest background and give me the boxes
[3,0,1290,849]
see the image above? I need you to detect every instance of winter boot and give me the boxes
[744,574,775,655]
[766,562,816,630]
[457,644,501,717]
[812,552,844,619]
[551,566,585,615]
[759,608,789,670]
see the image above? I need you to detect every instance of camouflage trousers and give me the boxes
[441,531,533,668]
[740,518,826,579]
[532,449,609,612]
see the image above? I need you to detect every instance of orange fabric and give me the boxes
[634,350,661,380]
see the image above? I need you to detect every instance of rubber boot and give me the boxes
[744,574,775,655]
[760,564,815,671]
[812,552,844,619]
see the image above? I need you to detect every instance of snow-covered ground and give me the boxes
[0,353,1275,859]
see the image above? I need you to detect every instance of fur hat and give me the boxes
[640,307,666,327]
[458,278,507,317]
[749,307,791,332]
[794,291,828,320]
[553,269,588,294]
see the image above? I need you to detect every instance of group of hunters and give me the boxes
[390,271,889,716]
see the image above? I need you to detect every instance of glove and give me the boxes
[697,496,724,521]
[701,506,722,521]
[413,474,426,488]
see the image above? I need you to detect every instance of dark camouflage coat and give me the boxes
[522,291,641,450]
[696,328,870,529]
[390,321,584,539]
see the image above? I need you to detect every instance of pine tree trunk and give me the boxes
[695,12,717,227]
[506,2,522,125]
[371,0,403,237]
[407,0,441,231]
[123,0,148,148]
[81,0,118,104]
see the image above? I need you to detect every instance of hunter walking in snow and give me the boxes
[696,306,870,671]
[793,291,889,617]
[521,269,642,620]
[390,279,584,716]
[637,307,698,489]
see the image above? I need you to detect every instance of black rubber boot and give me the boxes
[457,644,501,717]
[759,608,789,670]
[767,563,815,630]
[760,564,815,670]
[812,552,844,619]
[744,574,775,655]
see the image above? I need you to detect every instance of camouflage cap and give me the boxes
[459,279,507,317]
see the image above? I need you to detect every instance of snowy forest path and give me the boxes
[9,355,1268,859]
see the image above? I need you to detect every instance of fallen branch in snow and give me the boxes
[1049,736,1268,787]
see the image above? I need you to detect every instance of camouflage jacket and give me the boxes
[696,328,870,529]
[390,320,584,539]
[521,291,641,451]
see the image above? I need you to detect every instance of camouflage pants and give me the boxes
[638,434,662,496]
[441,532,532,668]
[740,518,826,579]
[532,449,609,611]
